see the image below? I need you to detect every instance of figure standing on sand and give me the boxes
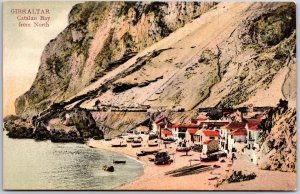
[231,153,236,163]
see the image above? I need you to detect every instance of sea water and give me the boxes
[3,134,143,190]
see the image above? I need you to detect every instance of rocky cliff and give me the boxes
[257,100,296,172]
[15,1,217,117]
[15,2,296,119]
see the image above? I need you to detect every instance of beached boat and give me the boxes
[176,146,191,152]
[148,142,158,147]
[111,143,127,147]
[133,139,142,143]
[131,143,142,148]
[136,149,159,156]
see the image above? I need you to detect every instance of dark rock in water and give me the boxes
[5,116,34,138]
[34,125,51,140]
[103,165,114,172]
[4,109,104,143]
[4,115,32,132]
[7,126,34,139]
[49,124,84,143]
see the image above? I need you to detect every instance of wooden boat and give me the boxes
[137,149,159,156]
[111,143,127,147]
[148,142,158,147]
[126,137,134,142]
[133,139,142,143]
[131,143,142,148]
[113,160,126,164]
[176,146,191,152]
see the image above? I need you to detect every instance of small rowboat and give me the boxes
[131,143,142,148]
[133,139,142,143]
[111,144,127,147]
[176,147,191,152]
[113,160,126,164]
[148,142,158,147]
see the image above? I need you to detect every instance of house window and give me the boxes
[209,137,215,140]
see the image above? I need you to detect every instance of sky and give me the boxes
[3,1,79,116]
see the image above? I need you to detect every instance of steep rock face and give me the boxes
[73,2,295,111]
[91,111,150,138]
[15,2,217,117]
[64,108,103,138]
[90,110,198,137]
[257,100,296,172]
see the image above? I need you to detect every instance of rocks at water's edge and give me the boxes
[4,108,104,143]
[103,165,114,172]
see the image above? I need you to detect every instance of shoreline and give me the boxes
[3,134,296,191]
[87,138,231,190]
[87,138,297,191]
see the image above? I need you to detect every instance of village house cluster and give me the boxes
[150,107,270,165]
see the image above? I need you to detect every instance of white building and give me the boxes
[245,119,262,165]
[227,129,247,154]
[219,121,246,153]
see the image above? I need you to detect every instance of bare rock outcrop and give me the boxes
[5,108,104,142]
[257,100,296,172]
[15,2,217,117]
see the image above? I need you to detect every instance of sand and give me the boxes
[217,154,297,191]
[87,137,296,191]
[88,137,229,190]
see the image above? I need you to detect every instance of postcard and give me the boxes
[3,1,296,190]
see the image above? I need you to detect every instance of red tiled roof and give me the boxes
[198,116,207,121]
[167,123,200,128]
[201,130,220,137]
[225,121,246,130]
[187,128,198,135]
[157,122,166,126]
[229,129,247,136]
[246,119,261,131]
[202,122,229,127]
[161,129,172,136]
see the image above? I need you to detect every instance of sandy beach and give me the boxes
[87,137,296,191]
[88,137,229,190]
